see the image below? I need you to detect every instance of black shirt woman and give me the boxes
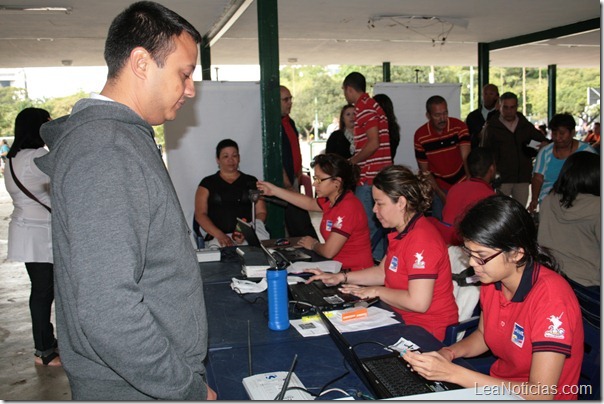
[194,139,268,247]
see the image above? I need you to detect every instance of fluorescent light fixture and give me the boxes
[0,6,72,14]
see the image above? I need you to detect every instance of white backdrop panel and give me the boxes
[373,83,462,170]
[164,81,263,241]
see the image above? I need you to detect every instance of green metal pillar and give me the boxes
[548,64,557,122]
[477,42,490,107]
[257,0,284,237]
[200,35,211,81]
[382,62,391,82]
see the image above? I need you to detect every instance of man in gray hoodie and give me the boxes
[35,1,216,400]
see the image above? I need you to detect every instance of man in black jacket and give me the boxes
[465,84,499,148]
[480,92,548,206]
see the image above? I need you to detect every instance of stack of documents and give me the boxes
[290,306,400,337]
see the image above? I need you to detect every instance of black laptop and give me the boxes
[235,218,312,263]
[317,310,462,398]
[288,280,366,311]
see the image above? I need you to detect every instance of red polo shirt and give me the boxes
[480,263,583,400]
[414,117,470,190]
[353,93,392,185]
[317,191,373,271]
[438,178,495,245]
[383,214,458,341]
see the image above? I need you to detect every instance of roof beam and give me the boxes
[489,18,599,50]
[207,0,254,47]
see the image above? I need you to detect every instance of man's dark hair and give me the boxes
[548,113,576,133]
[425,95,446,113]
[553,151,600,208]
[467,147,494,178]
[104,1,202,79]
[343,72,366,93]
[500,92,518,103]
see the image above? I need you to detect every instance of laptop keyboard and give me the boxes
[362,355,434,397]
[290,282,351,307]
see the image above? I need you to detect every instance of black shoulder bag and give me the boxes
[8,157,51,213]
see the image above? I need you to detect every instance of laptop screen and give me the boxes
[235,218,262,248]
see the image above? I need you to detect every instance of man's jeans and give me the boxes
[355,184,386,261]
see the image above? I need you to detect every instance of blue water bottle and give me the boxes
[267,267,289,331]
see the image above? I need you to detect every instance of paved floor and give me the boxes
[0,177,71,400]
[0,177,321,400]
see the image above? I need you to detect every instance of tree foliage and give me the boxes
[281,65,599,137]
[0,65,599,146]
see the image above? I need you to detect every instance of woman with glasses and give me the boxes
[256,153,373,271]
[403,195,583,400]
[306,165,458,341]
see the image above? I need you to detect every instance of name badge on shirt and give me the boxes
[325,220,333,231]
[388,256,398,272]
[512,322,525,348]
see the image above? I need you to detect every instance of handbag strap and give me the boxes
[8,157,51,213]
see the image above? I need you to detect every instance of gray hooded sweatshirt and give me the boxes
[36,98,208,400]
[538,192,601,287]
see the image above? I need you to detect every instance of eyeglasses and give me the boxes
[461,246,504,266]
[281,96,293,102]
[312,175,334,184]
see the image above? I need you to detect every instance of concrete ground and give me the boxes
[0,177,71,400]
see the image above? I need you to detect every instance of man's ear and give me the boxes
[130,47,150,80]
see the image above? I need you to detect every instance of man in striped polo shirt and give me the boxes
[343,72,392,261]
[414,95,470,221]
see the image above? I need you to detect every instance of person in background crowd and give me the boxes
[1,139,10,173]
[326,104,355,159]
[528,113,596,213]
[34,1,216,399]
[582,122,600,145]
[280,85,319,238]
[5,108,60,367]
[404,195,584,400]
[538,151,600,289]
[306,165,458,341]
[342,72,392,261]
[374,93,401,161]
[414,95,471,221]
[257,153,373,271]
[194,139,268,247]
[465,84,499,149]
[480,92,548,207]
[429,147,496,246]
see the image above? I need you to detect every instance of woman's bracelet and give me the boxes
[341,269,349,284]
[311,240,320,251]
[441,346,456,360]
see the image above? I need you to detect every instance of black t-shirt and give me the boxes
[199,171,259,234]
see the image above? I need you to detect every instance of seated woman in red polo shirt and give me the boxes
[256,153,373,271]
[404,195,584,400]
[306,165,458,341]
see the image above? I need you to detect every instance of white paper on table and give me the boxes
[290,306,400,337]
[287,260,342,274]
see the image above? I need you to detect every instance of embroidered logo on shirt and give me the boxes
[511,322,525,348]
[544,313,565,340]
[388,256,398,272]
[325,220,333,231]
[335,216,344,229]
[412,251,425,269]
